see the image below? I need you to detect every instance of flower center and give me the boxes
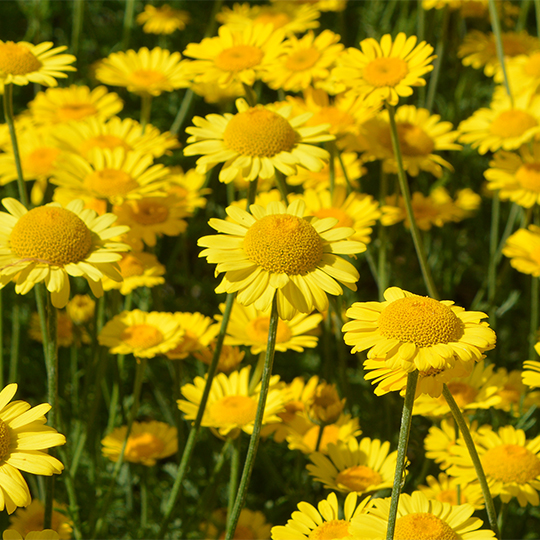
[498,384,520,405]
[394,513,459,540]
[119,254,145,278]
[378,296,463,347]
[254,13,290,29]
[224,107,298,157]
[0,41,41,76]
[57,103,98,122]
[335,465,382,492]
[309,520,352,540]
[397,123,435,156]
[84,168,139,198]
[81,135,131,155]
[362,57,409,88]
[214,45,264,72]
[246,316,293,344]
[490,110,538,138]
[129,69,168,88]
[515,163,540,192]
[243,214,324,275]
[120,324,164,349]
[313,208,354,228]
[437,489,462,505]
[302,424,340,453]
[130,200,169,225]
[443,382,478,409]
[10,207,93,266]
[22,147,61,177]
[125,432,165,460]
[0,419,11,462]
[209,395,258,425]
[482,444,540,483]
[285,47,321,72]
[524,52,540,77]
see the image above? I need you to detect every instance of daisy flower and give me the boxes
[342,287,496,373]
[496,51,540,95]
[332,33,435,107]
[307,437,397,495]
[166,167,210,214]
[98,310,184,359]
[66,294,95,325]
[350,491,496,539]
[447,424,540,507]
[271,492,372,540]
[7,499,73,539]
[193,342,245,374]
[184,98,333,184]
[136,4,189,35]
[221,300,322,354]
[95,47,190,97]
[0,383,66,514]
[502,224,540,276]
[524,352,540,388]
[0,41,75,87]
[101,420,177,466]
[0,198,129,308]
[418,472,485,509]
[203,508,271,540]
[165,312,218,361]
[198,199,365,320]
[305,381,344,425]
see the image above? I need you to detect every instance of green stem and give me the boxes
[246,178,258,209]
[328,143,336,197]
[314,425,325,453]
[387,104,438,299]
[531,277,539,359]
[336,150,353,195]
[140,94,152,133]
[442,384,500,538]
[425,7,449,112]
[497,501,507,538]
[71,0,84,58]
[170,89,195,136]
[121,0,135,51]
[248,351,265,395]
[140,466,148,532]
[242,83,258,107]
[225,295,279,540]
[227,435,242,527]
[8,300,19,384]
[386,370,418,540]
[536,0,540,39]
[489,0,513,105]
[377,167,390,300]
[488,193,500,326]
[274,171,289,205]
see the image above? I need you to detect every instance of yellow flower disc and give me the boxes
[398,123,435,156]
[209,395,257,425]
[57,103,98,122]
[131,200,169,225]
[378,297,463,347]
[22,147,61,177]
[246,316,292,343]
[129,69,168,87]
[223,108,298,157]
[243,214,323,275]
[394,513,459,540]
[10,207,93,266]
[444,382,478,409]
[312,208,354,228]
[0,419,11,461]
[490,110,537,138]
[84,168,139,198]
[119,255,145,278]
[285,48,321,71]
[524,53,540,77]
[214,45,264,72]
[482,444,540,483]
[120,324,164,349]
[362,57,409,88]
[125,432,165,461]
[515,163,540,192]
[336,465,382,492]
[0,41,41,76]
[309,520,351,540]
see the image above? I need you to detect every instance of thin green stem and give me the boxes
[8,300,20,384]
[71,0,84,58]
[377,167,390,300]
[170,89,195,135]
[121,0,135,51]
[140,94,152,132]
[328,143,336,197]
[489,0,513,105]
[442,384,500,538]
[488,193,500,326]
[225,295,279,540]
[248,352,265,395]
[227,435,242,527]
[497,501,507,538]
[386,370,418,540]
[242,83,258,107]
[531,277,539,359]
[336,150,353,195]
[314,425,325,453]
[274,171,289,205]
[140,467,148,532]
[246,178,258,209]
[536,0,540,39]
[426,7,449,112]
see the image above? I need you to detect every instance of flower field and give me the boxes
[0,0,540,539]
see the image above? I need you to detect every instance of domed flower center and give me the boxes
[224,107,298,157]
[398,123,435,156]
[303,424,339,453]
[482,444,540,483]
[214,45,264,72]
[336,465,382,492]
[126,432,165,460]
[246,316,292,344]
[490,110,538,138]
[394,513,459,540]
[378,296,463,347]
[130,200,169,225]
[81,135,131,155]
[0,41,41,76]
[363,57,409,88]
[57,103,98,122]
[10,207,93,266]
[121,324,164,349]
[119,254,145,278]
[243,214,324,275]
[0,418,11,462]
[313,208,354,228]
[309,520,351,539]
[254,13,290,29]
[84,168,139,198]
[129,69,168,88]
[524,52,540,77]
[285,47,321,72]
[209,395,257,425]
[444,382,478,408]
[515,163,540,192]
[23,147,61,177]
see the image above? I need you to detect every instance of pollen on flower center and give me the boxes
[246,316,293,344]
[129,69,168,87]
[313,208,354,228]
[120,324,164,349]
[309,520,351,540]
[84,168,139,197]
[125,432,165,460]
[398,123,435,156]
[0,419,11,462]
[378,296,463,347]
[209,395,257,425]
[0,41,41,76]
[336,465,382,492]
[362,57,409,88]
[394,513,459,540]
[214,45,264,72]
[10,207,93,266]
[285,48,321,71]
[131,201,169,225]
[444,382,478,408]
[482,444,540,483]
[57,103,98,122]
[119,255,145,278]
[515,163,540,192]
[490,110,538,138]
[243,214,324,275]
[223,107,298,157]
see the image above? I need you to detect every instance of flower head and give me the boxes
[502,224,540,276]
[136,4,189,35]
[165,312,219,360]
[7,499,73,539]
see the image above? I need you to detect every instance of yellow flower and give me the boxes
[418,472,485,509]
[0,383,66,514]
[166,167,210,214]
[184,98,333,184]
[102,420,177,466]
[0,198,129,308]
[193,341,245,374]
[165,312,219,360]
[496,51,540,96]
[332,33,435,107]
[95,47,190,97]
[0,41,75,87]
[202,508,272,540]
[198,199,365,320]
[305,381,344,425]
[66,294,95,325]
[524,353,540,389]
[136,4,189,35]
[99,310,184,359]
[502,224,540,276]
[28,311,90,348]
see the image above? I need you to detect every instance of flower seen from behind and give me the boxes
[136,4,189,35]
